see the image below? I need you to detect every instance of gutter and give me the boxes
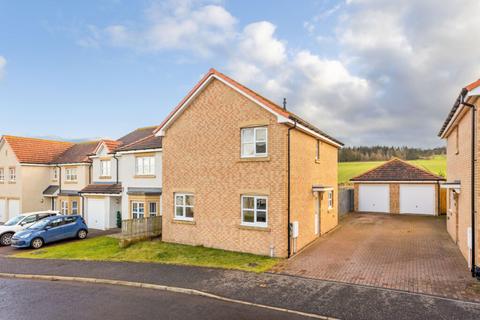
[460,89,478,278]
[287,120,297,258]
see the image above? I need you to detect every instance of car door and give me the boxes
[62,216,78,238]
[44,218,65,243]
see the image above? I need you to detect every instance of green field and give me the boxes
[338,155,446,185]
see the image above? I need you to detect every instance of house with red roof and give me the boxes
[439,78,480,278]
[155,68,343,257]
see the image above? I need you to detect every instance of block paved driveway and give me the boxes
[273,213,480,302]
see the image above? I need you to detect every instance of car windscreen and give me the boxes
[4,215,24,226]
[28,219,51,230]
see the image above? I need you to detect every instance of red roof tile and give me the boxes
[350,158,445,182]
[2,136,74,164]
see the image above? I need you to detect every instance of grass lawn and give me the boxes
[338,155,446,185]
[14,236,279,273]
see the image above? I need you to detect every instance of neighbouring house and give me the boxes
[0,136,73,222]
[350,158,445,215]
[439,78,480,277]
[80,126,162,230]
[154,68,343,258]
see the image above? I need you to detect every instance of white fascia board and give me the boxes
[288,120,343,148]
[467,87,480,97]
[115,148,162,156]
[353,180,440,184]
[21,163,55,167]
[58,163,90,167]
[156,74,289,137]
[81,193,122,197]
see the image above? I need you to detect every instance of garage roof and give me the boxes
[350,158,445,182]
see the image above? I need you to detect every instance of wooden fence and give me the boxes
[121,216,162,239]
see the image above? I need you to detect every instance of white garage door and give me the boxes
[358,184,390,213]
[0,199,6,223]
[7,200,20,219]
[400,184,435,215]
[87,198,107,230]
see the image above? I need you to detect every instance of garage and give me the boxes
[86,198,107,230]
[400,184,435,215]
[358,185,389,213]
[0,199,6,222]
[7,199,20,219]
[351,158,445,215]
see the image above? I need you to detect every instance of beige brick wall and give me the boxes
[290,129,338,252]
[162,79,289,257]
[445,108,473,263]
[390,184,400,214]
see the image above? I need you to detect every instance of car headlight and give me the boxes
[18,233,31,239]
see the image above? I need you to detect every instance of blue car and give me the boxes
[11,215,88,249]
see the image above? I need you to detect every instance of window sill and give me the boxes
[172,219,196,225]
[64,181,77,184]
[134,175,156,179]
[238,156,270,163]
[238,224,270,232]
[99,176,112,180]
[315,159,321,164]
[8,181,16,184]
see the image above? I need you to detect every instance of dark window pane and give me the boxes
[175,206,183,217]
[185,207,194,218]
[256,142,266,154]
[257,210,266,223]
[243,210,254,223]
[185,195,194,206]
[257,198,267,210]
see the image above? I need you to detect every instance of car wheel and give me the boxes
[77,229,88,240]
[31,238,44,249]
[0,233,13,246]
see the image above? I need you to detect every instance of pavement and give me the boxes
[0,278,311,320]
[274,213,480,302]
[1,257,480,320]
[0,228,120,257]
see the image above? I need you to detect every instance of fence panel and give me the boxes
[121,216,162,239]
[338,187,354,216]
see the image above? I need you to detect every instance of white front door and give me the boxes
[399,184,435,215]
[87,198,107,230]
[315,195,320,235]
[0,199,6,222]
[7,199,20,219]
[358,184,390,213]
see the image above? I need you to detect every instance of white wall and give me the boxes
[91,156,118,183]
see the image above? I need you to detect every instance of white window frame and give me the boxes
[52,168,58,181]
[241,127,268,158]
[174,193,194,221]
[9,168,16,182]
[65,168,77,181]
[61,200,68,214]
[149,202,158,217]
[328,191,333,209]
[132,201,145,219]
[100,160,111,177]
[135,156,155,176]
[71,201,78,215]
[0,168,4,182]
[241,195,268,227]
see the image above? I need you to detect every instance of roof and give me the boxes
[127,187,162,195]
[117,126,158,146]
[55,141,101,164]
[116,135,162,152]
[59,190,80,196]
[350,158,445,182]
[80,183,122,194]
[155,68,343,147]
[42,185,59,196]
[439,79,480,137]
[102,140,123,153]
[1,136,74,164]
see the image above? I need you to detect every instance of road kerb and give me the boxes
[0,272,339,320]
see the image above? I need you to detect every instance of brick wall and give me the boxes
[162,79,289,257]
[390,184,400,214]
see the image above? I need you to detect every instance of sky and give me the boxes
[1,0,479,147]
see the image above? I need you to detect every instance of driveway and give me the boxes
[0,228,120,257]
[273,213,480,301]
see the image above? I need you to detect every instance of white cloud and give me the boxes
[0,56,6,79]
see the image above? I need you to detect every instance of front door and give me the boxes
[315,194,320,236]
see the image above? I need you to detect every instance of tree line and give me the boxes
[339,146,446,162]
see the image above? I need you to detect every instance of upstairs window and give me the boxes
[0,168,4,182]
[52,168,58,181]
[65,168,77,181]
[241,195,268,227]
[174,193,194,221]
[100,160,111,177]
[136,156,155,176]
[241,127,267,158]
[316,140,321,160]
[9,168,16,182]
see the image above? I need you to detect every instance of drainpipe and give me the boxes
[113,153,119,184]
[287,120,297,258]
[461,89,477,278]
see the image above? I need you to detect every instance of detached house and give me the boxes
[439,79,480,278]
[80,126,162,230]
[155,69,343,258]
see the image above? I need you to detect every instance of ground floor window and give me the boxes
[328,191,333,209]
[149,202,157,217]
[61,200,68,214]
[71,201,78,215]
[174,193,194,220]
[132,201,145,219]
[241,195,268,227]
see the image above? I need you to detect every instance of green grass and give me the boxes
[338,155,446,185]
[14,236,279,273]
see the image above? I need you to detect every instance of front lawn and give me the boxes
[14,237,279,273]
